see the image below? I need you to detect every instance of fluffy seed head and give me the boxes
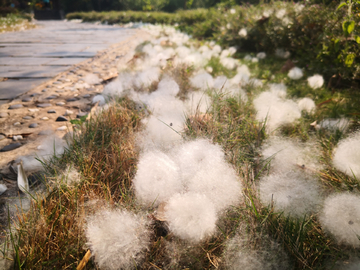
[288,67,303,80]
[320,193,360,247]
[133,150,183,206]
[238,28,247,37]
[297,97,316,113]
[333,131,360,179]
[86,210,151,269]
[307,74,324,89]
[259,171,321,217]
[165,192,217,242]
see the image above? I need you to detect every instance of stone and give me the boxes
[56,102,65,106]
[56,90,64,93]
[64,110,73,116]
[14,122,21,126]
[66,98,78,102]
[83,94,91,98]
[30,93,40,97]
[22,97,32,102]
[37,103,52,108]
[28,109,39,112]
[41,117,49,120]
[57,126,67,131]
[87,87,95,91]
[46,95,58,100]
[0,142,21,152]
[47,109,56,113]
[53,81,61,85]
[0,135,6,140]
[42,89,47,92]
[56,116,68,122]
[29,123,38,128]
[13,135,23,141]
[0,112,8,118]
[23,116,33,120]
[8,104,23,109]
[77,112,88,118]
[39,130,53,135]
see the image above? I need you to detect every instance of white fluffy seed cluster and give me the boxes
[86,210,151,270]
[133,139,243,242]
[259,136,323,217]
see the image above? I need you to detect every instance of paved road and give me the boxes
[0,20,134,105]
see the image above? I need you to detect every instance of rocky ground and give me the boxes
[0,27,150,234]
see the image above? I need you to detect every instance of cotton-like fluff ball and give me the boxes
[190,72,214,90]
[86,210,150,269]
[238,28,247,37]
[288,67,303,80]
[187,162,242,212]
[269,83,287,98]
[256,52,266,59]
[223,231,290,270]
[307,74,324,89]
[220,57,237,70]
[253,91,301,131]
[260,171,321,217]
[175,46,191,58]
[318,118,350,132]
[244,55,252,61]
[276,8,286,19]
[252,57,259,63]
[320,193,360,247]
[214,75,230,90]
[333,131,360,179]
[102,80,125,97]
[212,45,222,54]
[186,91,211,114]
[156,77,180,97]
[140,114,184,148]
[145,93,185,116]
[165,192,217,242]
[172,139,225,181]
[134,67,160,88]
[261,136,322,173]
[133,150,183,206]
[297,97,315,113]
[225,85,248,103]
[275,48,290,59]
[92,95,106,106]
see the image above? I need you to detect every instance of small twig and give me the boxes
[77,250,91,270]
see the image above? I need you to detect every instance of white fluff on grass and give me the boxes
[261,136,322,173]
[238,28,247,37]
[220,57,237,70]
[297,97,316,113]
[133,150,183,206]
[307,74,324,89]
[259,171,321,217]
[288,67,303,80]
[213,75,230,91]
[320,193,360,247]
[172,139,225,181]
[156,76,180,97]
[185,91,211,114]
[225,85,248,103]
[140,114,184,148]
[134,67,160,88]
[187,162,242,212]
[333,131,360,179]
[223,230,290,270]
[253,91,301,131]
[175,46,191,58]
[318,118,350,132]
[275,48,290,59]
[256,52,266,59]
[86,210,150,269]
[144,92,185,116]
[164,192,217,242]
[190,72,214,90]
[92,95,106,106]
[269,83,287,98]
